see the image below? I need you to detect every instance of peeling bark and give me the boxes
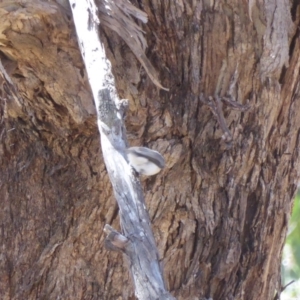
[1,0,300,299]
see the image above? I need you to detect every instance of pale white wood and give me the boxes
[69,1,175,299]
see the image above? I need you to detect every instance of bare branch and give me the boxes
[69,1,175,299]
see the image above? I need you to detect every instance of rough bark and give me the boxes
[0,0,299,300]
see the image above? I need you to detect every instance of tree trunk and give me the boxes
[0,1,298,299]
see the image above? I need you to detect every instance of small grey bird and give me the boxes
[126,147,165,176]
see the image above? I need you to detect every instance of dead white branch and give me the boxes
[69,0,175,299]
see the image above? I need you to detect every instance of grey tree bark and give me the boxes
[0,1,299,300]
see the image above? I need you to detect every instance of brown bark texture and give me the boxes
[0,0,299,299]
